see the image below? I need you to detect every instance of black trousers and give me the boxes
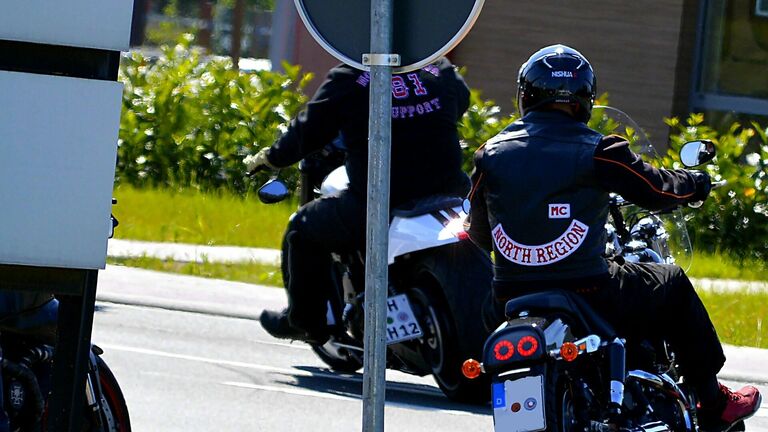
[492,259,726,381]
[281,190,366,332]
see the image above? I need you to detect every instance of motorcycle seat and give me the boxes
[391,195,463,218]
[504,289,617,339]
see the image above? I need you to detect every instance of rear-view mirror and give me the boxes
[258,179,289,204]
[680,140,716,167]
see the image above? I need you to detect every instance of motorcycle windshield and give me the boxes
[590,106,693,270]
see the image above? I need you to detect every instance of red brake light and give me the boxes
[493,340,515,361]
[517,336,539,357]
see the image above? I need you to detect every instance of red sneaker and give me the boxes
[699,384,762,432]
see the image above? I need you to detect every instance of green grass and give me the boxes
[698,290,768,349]
[688,253,767,281]
[112,185,295,248]
[107,256,283,287]
[113,185,767,282]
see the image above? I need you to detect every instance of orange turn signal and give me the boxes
[462,359,482,379]
[560,342,579,362]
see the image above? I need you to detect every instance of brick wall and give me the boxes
[451,0,697,145]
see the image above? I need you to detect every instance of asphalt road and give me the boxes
[91,302,489,431]
[91,302,768,432]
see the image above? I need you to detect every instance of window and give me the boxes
[692,0,768,116]
[757,0,768,17]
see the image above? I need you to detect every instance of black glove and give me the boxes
[689,170,712,203]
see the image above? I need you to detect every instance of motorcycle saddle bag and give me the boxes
[391,195,463,218]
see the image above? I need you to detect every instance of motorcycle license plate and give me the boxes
[385,294,423,344]
[492,375,546,432]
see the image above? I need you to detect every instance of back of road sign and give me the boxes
[295,0,484,72]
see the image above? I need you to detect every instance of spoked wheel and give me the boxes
[559,384,577,432]
[413,287,447,375]
[543,367,578,432]
[409,285,488,404]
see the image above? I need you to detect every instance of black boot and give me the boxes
[259,309,329,345]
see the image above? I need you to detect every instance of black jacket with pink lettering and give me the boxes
[465,110,700,282]
[265,58,470,206]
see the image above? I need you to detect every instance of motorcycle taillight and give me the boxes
[482,324,546,373]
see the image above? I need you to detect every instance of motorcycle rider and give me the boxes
[247,58,471,344]
[465,44,761,431]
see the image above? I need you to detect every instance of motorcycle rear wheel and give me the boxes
[554,380,576,432]
[408,259,490,405]
[543,364,577,432]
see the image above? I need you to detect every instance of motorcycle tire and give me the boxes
[544,365,576,432]
[408,243,493,404]
[88,356,131,432]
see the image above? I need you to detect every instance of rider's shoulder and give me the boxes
[597,134,632,150]
[324,64,367,84]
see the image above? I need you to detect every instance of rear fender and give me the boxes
[388,207,465,264]
[483,322,548,376]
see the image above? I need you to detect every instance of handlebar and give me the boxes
[688,179,727,208]
[246,165,270,177]
[711,179,728,189]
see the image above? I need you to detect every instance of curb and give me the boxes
[107,239,281,266]
[107,240,768,293]
[96,293,262,321]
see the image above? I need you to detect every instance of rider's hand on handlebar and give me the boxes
[244,147,275,176]
[689,170,712,203]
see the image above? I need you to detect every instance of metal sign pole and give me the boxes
[362,0,395,430]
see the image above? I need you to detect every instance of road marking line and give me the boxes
[99,343,442,398]
[222,381,484,417]
[96,302,310,351]
[100,343,306,375]
[257,340,311,350]
[224,381,356,402]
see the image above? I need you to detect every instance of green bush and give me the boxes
[118,47,525,191]
[661,114,768,264]
[118,35,311,193]
[457,89,518,171]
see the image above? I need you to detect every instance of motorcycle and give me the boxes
[460,107,735,432]
[256,139,494,403]
[0,201,130,431]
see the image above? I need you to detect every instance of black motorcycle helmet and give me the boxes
[517,44,596,122]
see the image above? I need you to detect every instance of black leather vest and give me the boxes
[479,111,609,281]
